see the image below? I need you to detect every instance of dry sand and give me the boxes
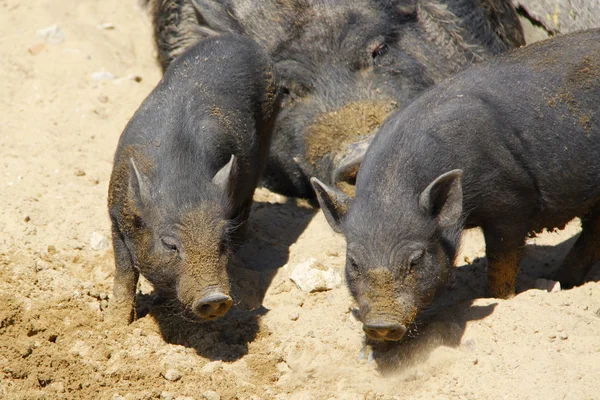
[1,1,599,399]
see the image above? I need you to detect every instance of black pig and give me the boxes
[108,35,280,324]
[312,29,600,341]
[147,0,525,197]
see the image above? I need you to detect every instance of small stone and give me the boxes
[289,258,342,292]
[160,392,174,400]
[163,369,182,382]
[97,22,115,30]
[28,43,46,55]
[48,382,65,393]
[534,278,561,293]
[75,169,86,177]
[288,312,300,321]
[37,25,65,44]
[90,232,108,251]
[24,215,30,222]
[91,71,116,81]
[559,332,569,340]
[202,390,221,400]
[35,260,50,271]
[100,300,109,311]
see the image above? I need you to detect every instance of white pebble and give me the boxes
[37,24,65,44]
[160,392,174,400]
[202,390,221,400]
[90,232,109,251]
[91,71,116,81]
[163,369,182,382]
[288,312,300,321]
[289,258,342,292]
[97,22,115,30]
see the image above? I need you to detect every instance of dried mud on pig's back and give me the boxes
[546,51,600,132]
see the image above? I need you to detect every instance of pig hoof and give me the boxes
[363,323,407,341]
[485,286,516,299]
[192,294,233,319]
[106,306,135,326]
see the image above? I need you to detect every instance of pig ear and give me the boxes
[311,177,352,234]
[419,169,463,227]
[212,154,237,193]
[191,0,242,36]
[128,158,151,207]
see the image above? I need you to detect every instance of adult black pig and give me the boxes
[107,35,280,324]
[148,0,525,197]
[312,29,600,341]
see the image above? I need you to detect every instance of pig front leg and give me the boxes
[108,227,139,325]
[483,225,526,299]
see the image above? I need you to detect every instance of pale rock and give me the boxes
[160,392,174,400]
[202,391,221,400]
[288,311,300,321]
[91,71,116,81]
[69,340,91,358]
[289,258,342,292]
[37,24,65,44]
[97,22,115,30]
[162,369,182,382]
[90,232,109,251]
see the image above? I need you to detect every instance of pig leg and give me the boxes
[554,209,600,288]
[108,227,139,325]
[483,225,527,299]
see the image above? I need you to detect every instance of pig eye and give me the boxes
[371,42,388,60]
[160,237,179,253]
[132,215,144,229]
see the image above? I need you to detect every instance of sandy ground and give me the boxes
[1,1,600,399]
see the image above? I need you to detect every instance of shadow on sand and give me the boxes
[371,229,600,373]
[136,198,317,361]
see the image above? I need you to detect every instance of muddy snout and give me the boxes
[192,292,233,319]
[363,322,407,341]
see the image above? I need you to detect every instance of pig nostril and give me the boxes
[217,303,229,314]
[198,304,213,316]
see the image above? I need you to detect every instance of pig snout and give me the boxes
[358,290,416,342]
[192,292,233,319]
[363,322,407,341]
